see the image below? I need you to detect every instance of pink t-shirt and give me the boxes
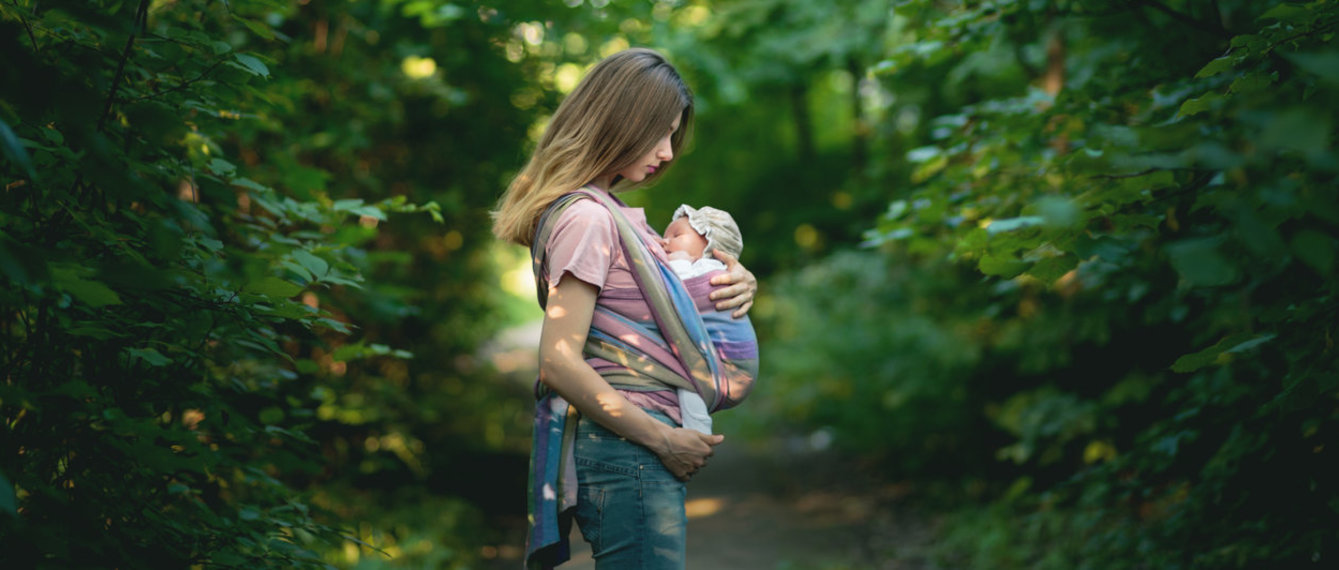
[543,188,683,423]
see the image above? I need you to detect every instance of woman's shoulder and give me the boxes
[546,196,618,254]
[561,195,610,216]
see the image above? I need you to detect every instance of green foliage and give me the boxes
[721,0,1339,567]
[746,250,991,475]
[0,1,466,567]
[850,0,1339,566]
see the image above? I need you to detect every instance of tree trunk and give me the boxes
[849,58,868,177]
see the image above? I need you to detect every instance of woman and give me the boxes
[492,48,757,569]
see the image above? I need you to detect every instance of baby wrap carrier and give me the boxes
[524,187,759,569]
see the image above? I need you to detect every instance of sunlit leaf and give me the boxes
[291,249,329,280]
[986,216,1044,235]
[1172,333,1276,372]
[245,276,304,298]
[233,53,270,78]
[0,118,36,180]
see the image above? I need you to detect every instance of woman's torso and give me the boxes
[542,188,684,423]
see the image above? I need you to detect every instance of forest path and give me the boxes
[478,322,936,570]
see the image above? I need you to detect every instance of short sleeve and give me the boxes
[544,199,619,290]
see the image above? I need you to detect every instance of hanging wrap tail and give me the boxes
[522,188,757,569]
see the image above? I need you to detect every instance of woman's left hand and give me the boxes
[708,251,757,318]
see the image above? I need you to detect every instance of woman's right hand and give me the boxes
[653,427,724,481]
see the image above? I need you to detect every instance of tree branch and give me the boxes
[96,0,151,132]
[1089,168,1166,180]
[3,0,42,52]
[123,59,225,104]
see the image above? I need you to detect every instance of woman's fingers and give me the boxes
[658,428,723,481]
[708,251,757,316]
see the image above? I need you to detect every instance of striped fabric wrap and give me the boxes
[523,188,759,569]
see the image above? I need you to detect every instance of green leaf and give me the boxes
[0,118,36,180]
[256,301,316,319]
[197,237,224,253]
[331,343,364,362]
[233,53,270,78]
[985,216,1044,235]
[51,266,122,307]
[1259,108,1332,157]
[1195,56,1237,79]
[1029,255,1078,284]
[258,407,285,425]
[125,347,172,367]
[1291,229,1336,275]
[1166,238,1238,286]
[0,473,15,517]
[244,277,304,298]
[1036,196,1081,228]
[1177,93,1221,118]
[1172,333,1276,372]
[236,17,275,40]
[332,198,365,212]
[230,177,270,192]
[207,158,236,178]
[291,250,329,280]
[1285,52,1339,85]
[349,205,386,220]
[0,231,49,286]
[1229,71,1275,94]
[979,253,1028,278]
[1259,3,1311,23]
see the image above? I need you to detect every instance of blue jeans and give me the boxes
[573,411,687,569]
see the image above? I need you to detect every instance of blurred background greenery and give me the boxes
[2,0,1336,568]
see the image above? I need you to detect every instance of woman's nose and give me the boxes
[657,137,673,161]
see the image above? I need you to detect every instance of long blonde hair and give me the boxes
[492,48,694,246]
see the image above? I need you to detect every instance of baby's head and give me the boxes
[663,205,743,262]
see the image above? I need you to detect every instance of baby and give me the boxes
[661,204,746,435]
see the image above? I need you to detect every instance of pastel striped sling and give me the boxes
[523,187,759,569]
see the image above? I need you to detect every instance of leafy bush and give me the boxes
[855,0,1339,566]
[0,1,442,567]
[747,249,994,476]
[756,0,1338,567]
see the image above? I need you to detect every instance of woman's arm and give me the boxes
[707,251,757,318]
[539,276,724,480]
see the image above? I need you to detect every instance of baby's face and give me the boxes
[662,217,708,260]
